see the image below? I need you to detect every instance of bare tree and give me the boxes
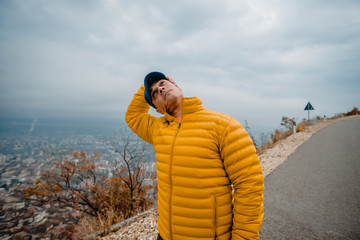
[280,116,294,130]
[259,132,269,147]
[244,120,257,148]
[105,128,156,213]
[24,150,108,217]
[24,129,155,237]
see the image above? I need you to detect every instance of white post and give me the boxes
[292,119,296,135]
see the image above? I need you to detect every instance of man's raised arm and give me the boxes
[125,85,158,144]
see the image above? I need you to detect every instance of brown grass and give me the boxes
[72,204,154,239]
[73,209,125,239]
[256,118,308,154]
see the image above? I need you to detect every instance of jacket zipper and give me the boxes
[212,195,217,239]
[169,123,181,239]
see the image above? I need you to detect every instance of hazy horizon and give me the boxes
[1,0,359,134]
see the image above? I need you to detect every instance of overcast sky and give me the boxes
[1,0,359,135]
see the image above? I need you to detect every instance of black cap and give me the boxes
[144,71,166,108]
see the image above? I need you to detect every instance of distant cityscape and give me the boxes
[0,118,156,239]
[0,114,330,238]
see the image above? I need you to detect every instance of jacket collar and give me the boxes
[163,97,204,123]
[181,97,205,115]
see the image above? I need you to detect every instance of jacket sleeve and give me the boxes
[125,85,158,144]
[220,118,264,240]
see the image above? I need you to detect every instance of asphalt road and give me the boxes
[259,116,360,240]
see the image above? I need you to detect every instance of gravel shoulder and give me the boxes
[99,117,345,240]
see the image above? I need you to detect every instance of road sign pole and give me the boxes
[304,102,314,126]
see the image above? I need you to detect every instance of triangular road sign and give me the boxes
[304,102,314,111]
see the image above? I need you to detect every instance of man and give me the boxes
[125,72,264,240]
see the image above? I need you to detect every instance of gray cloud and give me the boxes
[0,0,359,134]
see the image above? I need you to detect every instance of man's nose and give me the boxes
[159,87,165,93]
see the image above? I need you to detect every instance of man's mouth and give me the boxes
[164,89,172,99]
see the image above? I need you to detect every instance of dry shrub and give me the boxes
[256,141,273,153]
[256,123,295,154]
[73,215,99,239]
[24,150,155,239]
[273,129,292,142]
[296,121,307,132]
[73,208,125,239]
[345,107,360,116]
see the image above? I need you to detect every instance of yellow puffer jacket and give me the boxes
[125,85,264,240]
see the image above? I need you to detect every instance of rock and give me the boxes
[21,225,31,231]
[10,226,21,233]
[12,231,28,240]
[34,210,46,223]
[100,210,159,240]
[23,210,33,218]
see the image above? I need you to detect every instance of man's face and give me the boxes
[150,79,183,113]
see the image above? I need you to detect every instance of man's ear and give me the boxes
[166,76,182,91]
